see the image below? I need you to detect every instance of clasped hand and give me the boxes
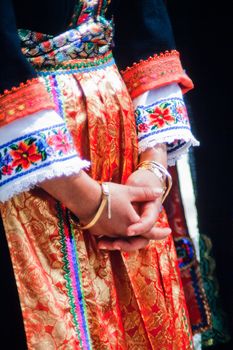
[89,169,171,251]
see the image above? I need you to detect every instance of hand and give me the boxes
[96,236,150,252]
[40,170,163,239]
[87,181,164,239]
[97,169,171,251]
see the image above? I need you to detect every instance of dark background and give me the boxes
[167,1,233,348]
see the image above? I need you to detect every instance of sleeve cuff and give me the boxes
[0,78,55,127]
[121,50,194,99]
[133,83,199,166]
[0,110,90,202]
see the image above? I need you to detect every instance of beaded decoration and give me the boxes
[121,50,194,99]
[0,79,55,127]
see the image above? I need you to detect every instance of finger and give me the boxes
[143,226,172,240]
[128,186,163,203]
[127,201,159,236]
[98,237,149,252]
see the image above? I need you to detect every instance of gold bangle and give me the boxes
[79,182,111,230]
[136,160,172,203]
[136,161,166,185]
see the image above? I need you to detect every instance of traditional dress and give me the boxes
[0,1,204,349]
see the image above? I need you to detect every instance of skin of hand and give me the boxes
[40,170,163,239]
[97,144,172,251]
[97,169,171,251]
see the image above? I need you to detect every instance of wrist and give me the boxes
[139,144,167,168]
[136,161,172,203]
[40,170,102,222]
[68,171,102,223]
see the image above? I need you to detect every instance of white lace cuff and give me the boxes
[0,110,89,202]
[133,83,199,166]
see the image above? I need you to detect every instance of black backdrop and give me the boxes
[167,1,233,348]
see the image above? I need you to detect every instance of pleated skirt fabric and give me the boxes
[0,54,193,349]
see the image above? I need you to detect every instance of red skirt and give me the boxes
[0,52,193,349]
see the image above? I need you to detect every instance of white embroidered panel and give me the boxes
[0,110,89,202]
[133,83,199,165]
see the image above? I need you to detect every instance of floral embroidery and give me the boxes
[47,129,72,154]
[149,103,175,128]
[136,97,190,141]
[0,125,76,185]
[18,0,113,70]
[11,141,42,170]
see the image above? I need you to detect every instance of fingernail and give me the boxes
[128,230,135,236]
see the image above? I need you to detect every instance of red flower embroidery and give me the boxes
[1,165,13,175]
[138,123,149,132]
[150,106,175,128]
[11,142,42,169]
[47,130,71,154]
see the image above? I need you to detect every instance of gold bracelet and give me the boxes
[136,160,172,203]
[79,182,111,230]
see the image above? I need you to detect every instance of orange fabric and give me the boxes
[0,79,55,127]
[1,63,193,349]
[121,50,194,99]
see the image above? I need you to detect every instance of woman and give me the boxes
[0,0,199,348]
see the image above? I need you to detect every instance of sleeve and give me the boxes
[112,0,199,163]
[133,84,199,165]
[0,0,89,203]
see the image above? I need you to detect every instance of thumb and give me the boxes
[128,186,163,203]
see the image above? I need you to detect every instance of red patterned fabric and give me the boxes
[121,50,194,99]
[1,59,194,349]
[0,79,55,127]
[165,166,212,333]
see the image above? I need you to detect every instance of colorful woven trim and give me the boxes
[56,203,92,350]
[121,50,194,99]
[39,51,114,74]
[0,78,55,127]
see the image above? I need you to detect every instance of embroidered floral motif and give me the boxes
[121,50,194,99]
[135,97,199,162]
[136,97,190,141]
[149,103,175,128]
[18,0,113,70]
[0,125,75,185]
[11,141,42,170]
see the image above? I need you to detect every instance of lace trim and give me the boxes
[138,132,199,166]
[0,124,86,193]
[121,50,194,99]
[0,78,55,127]
[0,157,90,203]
